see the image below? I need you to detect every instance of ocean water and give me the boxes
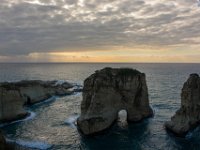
[1,63,200,150]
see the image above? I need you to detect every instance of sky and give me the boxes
[0,0,200,63]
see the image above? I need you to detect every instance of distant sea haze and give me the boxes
[1,63,200,150]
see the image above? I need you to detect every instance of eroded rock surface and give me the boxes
[77,67,153,135]
[0,80,77,123]
[165,74,200,136]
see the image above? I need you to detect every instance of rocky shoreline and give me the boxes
[0,80,82,149]
[0,80,81,124]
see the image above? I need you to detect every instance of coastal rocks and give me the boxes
[77,67,153,135]
[0,80,75,123]
[0,87,28,122]
[165,74,200,136]
[17,80,73,104]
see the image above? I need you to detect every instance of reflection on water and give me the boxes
[80,119,151,150]
[1,63,200,150]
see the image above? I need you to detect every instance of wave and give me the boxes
[150,104,157,115]
[0,111,36,128]
[54,80,66,86]
[64,114,79,128]
[32,96,57,107]
[6,138,52,150]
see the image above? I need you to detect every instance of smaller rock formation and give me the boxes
[165,74,200,136]
[77,67,153,135]
[0,80,78,123]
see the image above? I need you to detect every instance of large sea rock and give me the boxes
[165,74,200,136]
[77,68,153,135]
[0,80,75,123]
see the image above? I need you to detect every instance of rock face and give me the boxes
[165,74,200,136]
[0,131,6,150]
[0,80,75,123]
[77,68,153,135]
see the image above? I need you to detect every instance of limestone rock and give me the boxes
[16,80,73,104]
[0,87,28,122]
[77,67,153,135]
[0,80,74,123]
[165,74,200,136]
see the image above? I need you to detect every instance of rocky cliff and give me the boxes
[77,68,153,135]
[165,74,200,136]
[0,80,75,123]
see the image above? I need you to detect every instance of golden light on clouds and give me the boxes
[1,48,199,63]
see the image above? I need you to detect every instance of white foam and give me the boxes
[23,111,36,121]
[0,111,36,128]
[54,80,66,86]
[32,96,57,106]
[7,138,52,150]
[17,140,52,150]
[64,114,79,128]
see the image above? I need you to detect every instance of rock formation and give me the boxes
[0,80,77,123]
[165,74,200,136]
[0,131,6,150]
[77,67,153,135]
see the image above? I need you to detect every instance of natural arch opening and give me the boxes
[117,110,128,125]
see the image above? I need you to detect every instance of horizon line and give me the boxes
[0,62,200,64]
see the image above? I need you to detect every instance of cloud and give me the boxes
[0,0,200,59]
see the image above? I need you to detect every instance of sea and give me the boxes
[1,63,200,150]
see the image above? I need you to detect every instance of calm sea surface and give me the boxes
[1,63,200,150]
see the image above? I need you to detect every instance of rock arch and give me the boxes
[118,109,127,123]
[77,68,153,135]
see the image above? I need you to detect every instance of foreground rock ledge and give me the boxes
[0,131,6,150]
[165,74,200,137]
[0,80,78,123]
[77,67,153,135]
[0,130,30,150]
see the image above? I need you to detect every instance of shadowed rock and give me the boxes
[0,130,33,150]
[0,131,6,150]
[77,67,153,135]
[165,74,200,137]
[0,80,75,123]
